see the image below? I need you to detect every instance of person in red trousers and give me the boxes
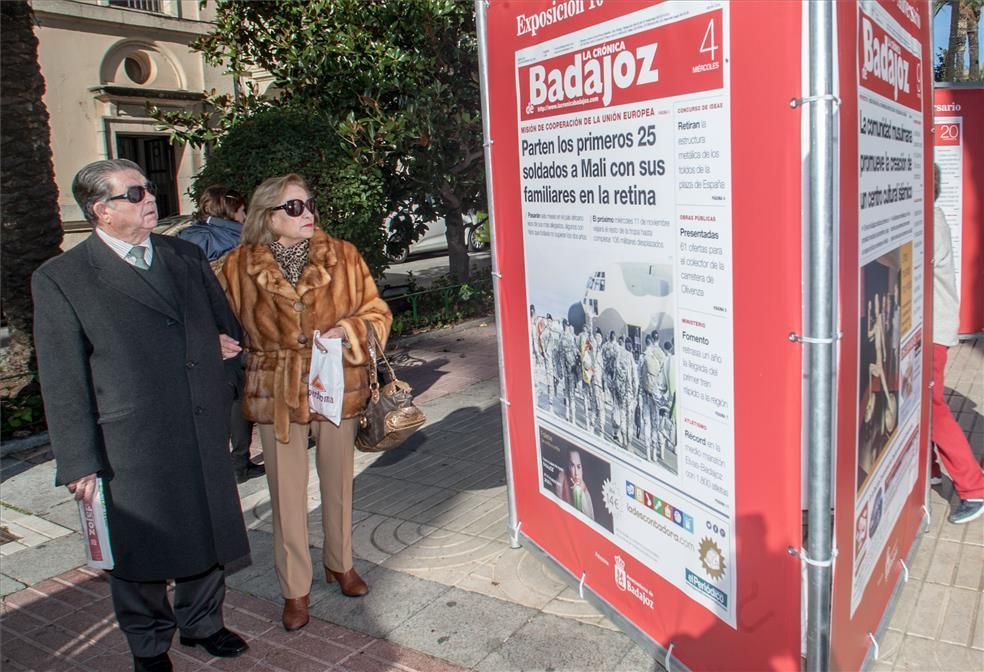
[932,163,984,524]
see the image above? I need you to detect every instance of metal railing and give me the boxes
[384,278,493,332]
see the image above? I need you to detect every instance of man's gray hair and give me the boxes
[72,158,144,225]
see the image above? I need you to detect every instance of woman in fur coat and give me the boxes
[220,174,392,632]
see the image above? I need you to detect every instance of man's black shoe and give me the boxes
[178,627,248,657]
[133,652,173,672]
[235,462,266,484]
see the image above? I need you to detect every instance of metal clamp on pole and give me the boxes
[867,633,880,661]
[922,504,932,531]
[789,545,839,568]
[899,559,909,583]
[491,271,503,279]
[789,94,842,109]
[578,571,587,598]
[498,397,511,407]
[510,521,522,549]
[665,642,675,672]
[483,139,494,147]
[788,331,842,345]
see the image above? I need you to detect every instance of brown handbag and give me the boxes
[355,329,426,452]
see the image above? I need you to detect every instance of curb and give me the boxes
[0,431,49,458]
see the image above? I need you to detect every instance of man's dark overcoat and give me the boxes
[32,233,250,581]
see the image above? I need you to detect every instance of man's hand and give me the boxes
[219,334,242,360]
[68,473,98,505]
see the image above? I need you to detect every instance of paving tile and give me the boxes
[958,511,984,547]
[0,605,45,634]
[456,546,566,610]
[308,565,448,638]
[940,515,973,543]
[473,612,634,672]
[0,534,86,586]
[439,497,508,540]
[222,605,279,639]
[2,587,75,622]
[382,529,507,586]
[384,587,535,668]
[542,586,618,631]
[0,633,56,669]
[252,640,340,672]
[907,582,947,638]
[613,643,665,672]
[0,541,29,557]
[4,521,48,547]
[974,595,984,650]
[954,541,984,590]
[1,574,27,597]
[908,533,935,579]
[351,513,438,565]
[359,639,468,672]
[939,587,980,647]
[337,649,418,672]
[896,635,983,671]
[16,515,73,540]
[0,460,71,515]
[874,627,904,664]
[925,539,961,585]
[75,648,136,672]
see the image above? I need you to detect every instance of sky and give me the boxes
[933,3,984,72]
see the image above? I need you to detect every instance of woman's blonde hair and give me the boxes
[195,185,245,222]
[241,173,318,245]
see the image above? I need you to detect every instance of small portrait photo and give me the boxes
[539,428,614,533]
[857,247,906,491]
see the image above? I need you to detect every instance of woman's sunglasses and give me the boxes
[270,198,317,217]
[107,182,157,204]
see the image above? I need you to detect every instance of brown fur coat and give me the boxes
[220,229,392,443]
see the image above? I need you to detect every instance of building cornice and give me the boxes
[30,0,213,37]
[89,85,205,102]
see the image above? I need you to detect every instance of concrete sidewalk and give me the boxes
[1,320,981,671]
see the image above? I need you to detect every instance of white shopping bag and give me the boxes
[308,330,344,425]
[77,478,114,570]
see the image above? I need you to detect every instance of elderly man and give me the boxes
[32,159,251,672]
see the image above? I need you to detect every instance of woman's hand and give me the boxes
[322,327,346,341]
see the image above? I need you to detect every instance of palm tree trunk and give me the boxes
[944,0,964,80]
[1,0,64,394]
[967,3,981,79]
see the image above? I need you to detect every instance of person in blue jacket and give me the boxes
[179,186,264,483]
[178,186,247,262]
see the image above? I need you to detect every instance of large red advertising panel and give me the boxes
[485,2,804,668]
[830,1,933,669]
[933,86,984,335]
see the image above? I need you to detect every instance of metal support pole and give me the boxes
[805,1,838,670]
[475,0,521,549]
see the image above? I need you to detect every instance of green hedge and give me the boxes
[193,107,393,276]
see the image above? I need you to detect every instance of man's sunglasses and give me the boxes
[270,198,317,217]
[107,182,157,204]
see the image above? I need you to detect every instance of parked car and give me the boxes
[385,210,489,264]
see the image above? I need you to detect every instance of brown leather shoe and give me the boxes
[282,594,310,631]
[325,567,369,597]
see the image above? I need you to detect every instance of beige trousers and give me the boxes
[258,419,357,599]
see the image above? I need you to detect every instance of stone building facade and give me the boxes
[29,0,234,248]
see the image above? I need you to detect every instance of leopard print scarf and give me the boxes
[269,239,310,286]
